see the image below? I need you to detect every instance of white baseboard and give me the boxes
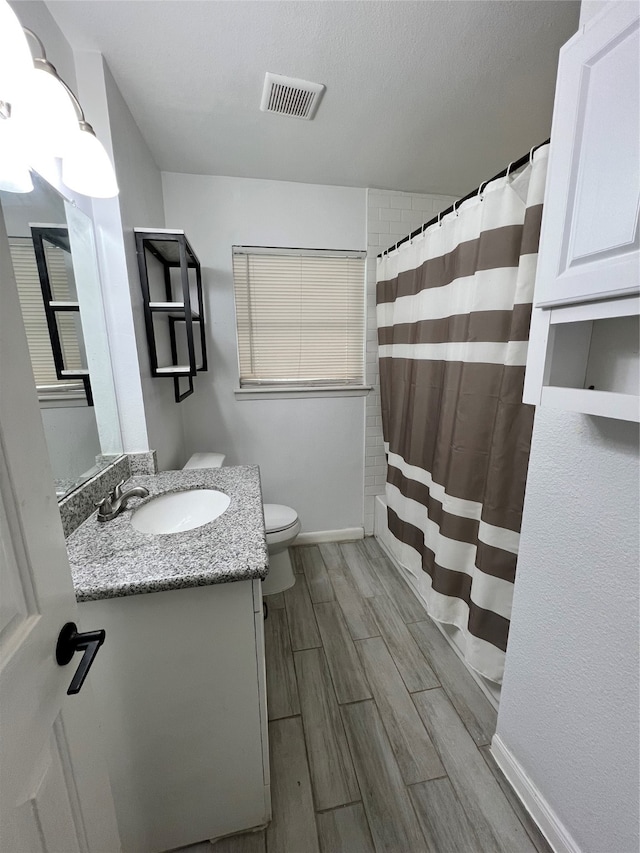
[295,527,364,545]
[490,735,582,853]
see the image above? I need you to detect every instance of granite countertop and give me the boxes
[66,465,269,602]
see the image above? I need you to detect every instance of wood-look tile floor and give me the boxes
[179,538,551,853]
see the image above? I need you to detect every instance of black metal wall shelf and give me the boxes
[135,228,207,402]
[31,225,93,405]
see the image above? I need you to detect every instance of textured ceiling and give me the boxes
[47,0,580,195]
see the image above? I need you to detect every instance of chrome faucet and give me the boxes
[95,479,150,522]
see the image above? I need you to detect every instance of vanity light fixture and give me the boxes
[62,119,119,199]
[23,27,119,198]
[0,0,119,199]
[0,0,32,105]
[0,0,33,192]
[23,30,79,160]
[0,104,33,193]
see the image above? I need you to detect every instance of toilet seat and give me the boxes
[264,503,298,534]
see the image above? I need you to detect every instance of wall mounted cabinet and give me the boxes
[524,1,639,422]
[135,228,207,402]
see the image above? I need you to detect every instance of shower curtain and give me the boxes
[376,145,548,683]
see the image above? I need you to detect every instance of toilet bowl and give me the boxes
[261,503,300,595]
[182,453,300,595]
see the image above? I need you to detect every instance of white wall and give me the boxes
[102,64,185,471]
[161,174,366,532]
[1,188,67,237]
[40,405,100,482]
[497,411,639,852]
[580,0,609,25]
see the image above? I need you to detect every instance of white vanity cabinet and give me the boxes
[79,578,270,853]
[524,1,639,421]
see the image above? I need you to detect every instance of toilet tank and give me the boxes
[183,452,226,470]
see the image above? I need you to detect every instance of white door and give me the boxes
[0,208,121,851]
[534,0,639,308]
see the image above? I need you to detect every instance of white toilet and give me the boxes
[182,452,300,595]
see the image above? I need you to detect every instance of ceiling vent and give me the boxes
[260,73,325,121]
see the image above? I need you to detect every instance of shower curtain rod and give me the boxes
[377,138,550,259]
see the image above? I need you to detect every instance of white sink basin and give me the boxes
[131,489,230,535]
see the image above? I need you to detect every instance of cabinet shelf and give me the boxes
[541,387,639,422]
[49,300,80,310]
[155,366,191,375]
[148,301,186,311]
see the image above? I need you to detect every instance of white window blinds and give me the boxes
[232,247,365,386]
[9,238,83,390]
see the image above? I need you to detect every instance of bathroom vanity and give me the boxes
[66,466,270,853]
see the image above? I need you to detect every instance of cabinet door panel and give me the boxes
[536,2,639,307]
[79,582,268,853]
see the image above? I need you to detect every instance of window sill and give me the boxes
[234,385,373,400]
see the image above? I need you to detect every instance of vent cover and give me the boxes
[260,73,325,120]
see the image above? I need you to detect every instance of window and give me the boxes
[232,246,366,388]
[9,236,86,398]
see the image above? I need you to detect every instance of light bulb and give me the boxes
[62,124,119,198]
[0,0,34,107]
[23,65,79,159]
[0,114,33,193]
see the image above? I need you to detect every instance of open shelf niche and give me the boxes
[530,295,640,422]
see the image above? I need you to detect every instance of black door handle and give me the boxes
[56,622,106,695]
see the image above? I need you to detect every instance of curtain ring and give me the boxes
[478,180,488,201]
[529,145,536,164]
[453,199,460,217]
[437,211,442,227]
[505,159,515,179]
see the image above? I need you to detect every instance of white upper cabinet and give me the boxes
[535,1,639,308]
[524,2,640,422]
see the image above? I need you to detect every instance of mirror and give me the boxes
[0,172,123,499]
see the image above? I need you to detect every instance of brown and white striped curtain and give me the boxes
[376,145,548,683]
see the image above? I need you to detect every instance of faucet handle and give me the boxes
[110,480,126,501]
[94,496,113,519]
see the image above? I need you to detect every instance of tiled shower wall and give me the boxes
[364,189,458,534]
